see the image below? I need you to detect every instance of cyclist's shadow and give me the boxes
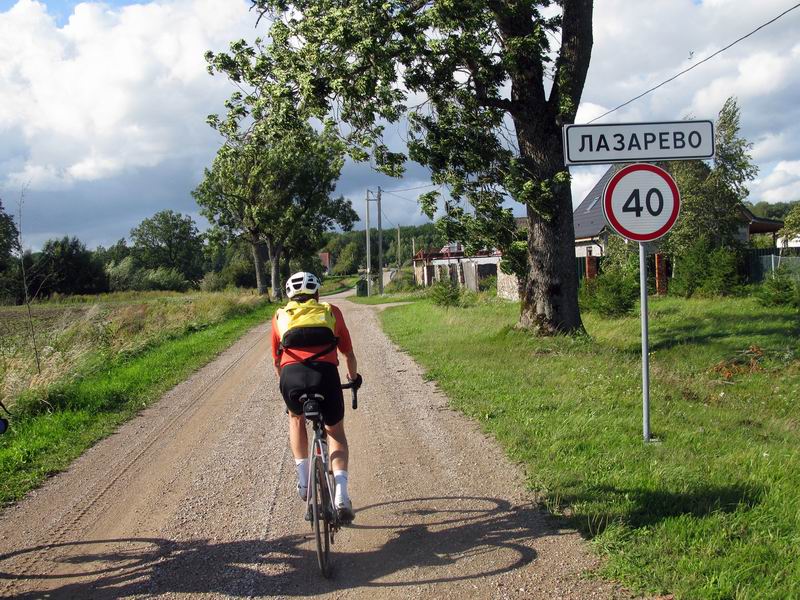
[0,496,555,598]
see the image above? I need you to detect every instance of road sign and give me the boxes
[602,163,681,243]
[563,120,714,166]
[601,163,681,443]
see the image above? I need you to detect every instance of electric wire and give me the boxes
[380,182,438,193]
[587,1,800,124]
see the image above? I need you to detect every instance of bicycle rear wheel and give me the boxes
[311,457,332,577]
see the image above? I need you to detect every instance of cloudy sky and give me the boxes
[1,0,799,250]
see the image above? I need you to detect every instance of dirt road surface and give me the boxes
[0,294,629,599]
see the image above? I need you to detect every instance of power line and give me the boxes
[382,189,423,204]
[380,183,438,193]
[380,208,396,228]
[588,2,800,124]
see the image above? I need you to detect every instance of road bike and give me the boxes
[301,374,361,578]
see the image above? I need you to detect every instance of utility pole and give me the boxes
[377,186,384,294]
[397,224,401,271]
[365,190,371,296]
[412,237,417,285]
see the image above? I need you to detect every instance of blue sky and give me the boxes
[1,0,800,250]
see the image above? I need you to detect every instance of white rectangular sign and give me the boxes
[563,120,715,166]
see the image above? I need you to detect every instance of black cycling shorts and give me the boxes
[279,361,345,426]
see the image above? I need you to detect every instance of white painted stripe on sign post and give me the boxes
[563,120,714,165]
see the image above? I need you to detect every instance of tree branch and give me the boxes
[548,0,593,124]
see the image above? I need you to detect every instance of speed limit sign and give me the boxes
[602,163,680,242]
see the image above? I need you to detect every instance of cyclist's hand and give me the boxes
[347,373,363,388]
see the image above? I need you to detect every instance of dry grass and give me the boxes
[0,291,267,409]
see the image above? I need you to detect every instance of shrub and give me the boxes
[107,256,143,292]
[431,278,460,307]
[200,271,227,292]
[141,268,190,292]
[385,270,417,293]
[580,270,639,318]
[672,237,741,298]
[756,269,800,308]
[478,275,497,294]
[697,247,741,296]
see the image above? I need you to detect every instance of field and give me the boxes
[0,291,268,409]
[0,291,275,503]
[380,295,800,599]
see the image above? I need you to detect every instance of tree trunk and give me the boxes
[496,0,591,335]
[250,239,269,295]
[265,237,283,302]
[281,253,291,281]
[514,130,584,335]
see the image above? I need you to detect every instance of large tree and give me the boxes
[194,123,355,299]
[224,0,593,333]
[130,210,205,281]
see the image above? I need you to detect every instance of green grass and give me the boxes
[0,302,275,504]
[379,296,800,599]
[320,275,360,296]
[349,290,428,305]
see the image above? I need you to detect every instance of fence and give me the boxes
[744,248,800,283]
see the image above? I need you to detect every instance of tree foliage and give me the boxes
[665,98,758,256]
[130,210,205,281]
[214,0,595,333]
[780,204,800,243]
[31,237,108,297]
[194,89,356,298]
[746,200,798,221]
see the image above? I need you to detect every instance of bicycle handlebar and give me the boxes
[341,374,362,410]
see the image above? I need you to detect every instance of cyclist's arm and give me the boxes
[344,351,358,382]
[270,315,282,378]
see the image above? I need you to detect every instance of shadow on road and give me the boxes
[0,496,558,598]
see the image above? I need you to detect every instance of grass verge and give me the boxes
[320,275,360,296]
[349,291,428,305]
[380,296,800,599]
[0,302,275,504]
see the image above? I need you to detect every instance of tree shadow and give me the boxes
[0,496,558,598]
[558,482,765,535]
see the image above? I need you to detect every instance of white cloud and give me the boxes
[576,0,800,204]
[750,160,800,203]
[0,0,254,190]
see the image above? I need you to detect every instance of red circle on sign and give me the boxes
[602,163,681,242]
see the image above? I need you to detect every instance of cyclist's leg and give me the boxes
[325,419,348,472]
[280,364,314,499]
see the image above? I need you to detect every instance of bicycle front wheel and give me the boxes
[311,457,332,577]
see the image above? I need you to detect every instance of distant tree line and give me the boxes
[321,223,445,276]
[0,203,265,305]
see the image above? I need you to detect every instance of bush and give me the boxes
[107,256,143,292]
[141,268,190,292]
[200,271,228,292]
[580,270,639,318]
[385,270,417,293]
[431,278,461,307]
[756,269,800,308]
[697,247,742,296]
[672,237,741,298]
[478,275,497,294]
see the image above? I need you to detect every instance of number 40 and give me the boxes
[623,188,664,218]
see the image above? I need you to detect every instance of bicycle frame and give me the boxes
[305,412,339,533]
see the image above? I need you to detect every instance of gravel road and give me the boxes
[0,294,630,599]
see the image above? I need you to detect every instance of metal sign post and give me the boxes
[639,242,651,441]
[602,163,681,442]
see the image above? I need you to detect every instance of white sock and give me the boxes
[295,458,309,489]
[333,470,349,506]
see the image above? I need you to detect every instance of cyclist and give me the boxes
[271,271,359,523]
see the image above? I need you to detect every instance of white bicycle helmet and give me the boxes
[285,271,321,299]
